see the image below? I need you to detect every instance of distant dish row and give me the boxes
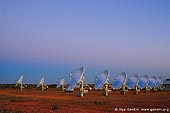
[15,67,163,97]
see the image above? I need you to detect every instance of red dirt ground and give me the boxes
[0,88,169,113]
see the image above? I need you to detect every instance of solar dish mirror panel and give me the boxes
[17,75,23,84]
[155,77,163,88]
[126,74,139,89]
[138,75,148,89]
[94,70,109,90]
[112,72,127,89]
[37,76,44,88]
[66,67,84,91]
[147,76,157,89]
[57,78,64,88]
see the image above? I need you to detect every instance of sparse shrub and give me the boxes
[0,105,21,113]
[94,100,101,104]
[0,105,12,113]
[94,100,105,105]
[51,103,60,110]
[10,96,27,102]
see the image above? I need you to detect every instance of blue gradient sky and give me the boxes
[0,0,170,84]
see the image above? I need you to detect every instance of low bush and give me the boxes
[51,103,60,110]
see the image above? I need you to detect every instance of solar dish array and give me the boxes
[15,67,163,96]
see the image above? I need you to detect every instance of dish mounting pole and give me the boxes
[102,82,109,96]
[41,83,44,91]
[120,83,126,95]
[77,74,88,97]
[20,82,23,91]
[79,80,84,97]
[61,79,65,92]
[134,84,139,94]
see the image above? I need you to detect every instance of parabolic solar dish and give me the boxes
[66,67,84,91]
[155,77,163,88]
[37,76,44,87]
[56,78,64,88]
[138,75,148,89]
[112,72,127,89]
[126,74,139,89]
[147,76,157,89]
[17,75,23,84]
[94,70,109,90]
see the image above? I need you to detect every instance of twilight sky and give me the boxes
[0,0,170,84]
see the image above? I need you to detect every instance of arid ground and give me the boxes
[0,87,169,113]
